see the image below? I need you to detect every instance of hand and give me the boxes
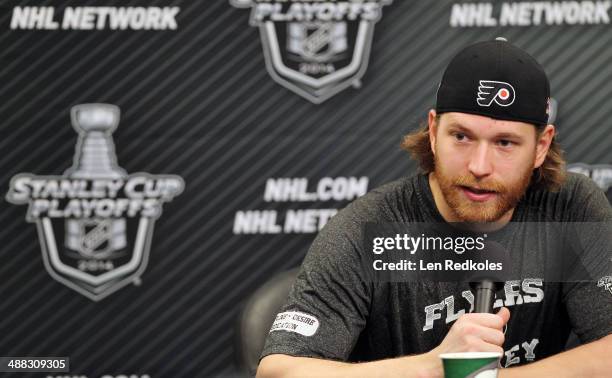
[432,307,510,355]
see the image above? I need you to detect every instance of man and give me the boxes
[257,39,612,377]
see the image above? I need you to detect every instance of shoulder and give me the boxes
[521,172,611,221]
[558,171,603,198]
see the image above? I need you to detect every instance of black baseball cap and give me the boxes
[435,38,550,126]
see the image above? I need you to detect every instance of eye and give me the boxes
[453,132,467,141]
[497,139,514,147]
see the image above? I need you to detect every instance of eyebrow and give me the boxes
[445,122,524,140]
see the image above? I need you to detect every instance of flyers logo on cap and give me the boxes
[477,80,516,107]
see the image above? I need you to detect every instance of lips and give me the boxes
[460,186,498,202]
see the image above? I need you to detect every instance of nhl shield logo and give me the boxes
[230,0,392,103]
[6,104,184,301]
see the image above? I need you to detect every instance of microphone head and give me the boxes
[467,240,512,286]
[469,279,504,293]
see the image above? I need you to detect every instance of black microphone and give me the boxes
[468,241,509,313]
[470,279,504,313]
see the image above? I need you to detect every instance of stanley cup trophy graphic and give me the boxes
[6,103,184,301]
[65,104,127,260]
[229,0,393,103]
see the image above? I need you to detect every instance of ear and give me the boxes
[428,109,438,156]
[534,124,555,169]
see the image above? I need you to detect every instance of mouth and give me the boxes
[459,186,498,202]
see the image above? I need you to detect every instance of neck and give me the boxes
[428,172,514,232]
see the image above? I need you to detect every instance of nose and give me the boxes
[468,142,493,178]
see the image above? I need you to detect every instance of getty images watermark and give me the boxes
[361,222,611,284]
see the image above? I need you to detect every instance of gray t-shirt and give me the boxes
[261,173,612,367]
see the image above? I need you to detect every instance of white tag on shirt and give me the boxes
[269,311,319,336]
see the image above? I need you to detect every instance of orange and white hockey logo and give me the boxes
[230,0,392,103]
[477,80,516,107]
[598,276,612,295]
[6,104,184,301]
